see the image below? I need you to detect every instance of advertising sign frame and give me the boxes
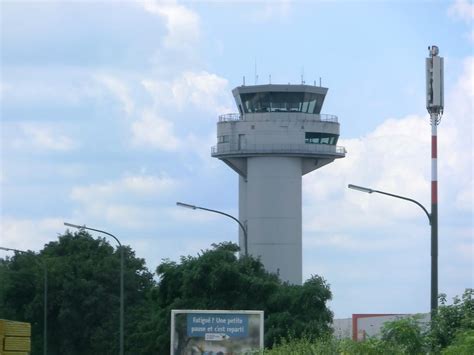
[170,309,264,354]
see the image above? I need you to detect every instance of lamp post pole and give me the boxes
[63,223,124,355]
[0,246,48,355]
[347,184,437,313]
[176,202,248,256]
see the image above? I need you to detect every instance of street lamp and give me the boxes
[176,202,248,256]
[0,246,48,355]
[63,223,124,355]
[347,184,437,312]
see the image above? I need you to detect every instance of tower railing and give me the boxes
[218,113,241,121]
[211,143,346,156]
[218,113,338,123]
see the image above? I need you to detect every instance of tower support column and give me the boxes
[244,156,302,284]
[239,175,248,256]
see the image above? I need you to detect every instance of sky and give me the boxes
[1,0,472,319]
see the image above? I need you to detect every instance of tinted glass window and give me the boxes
[240,92,324,113]
[305,132,339,145]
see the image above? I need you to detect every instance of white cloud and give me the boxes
[0,217,63,252]
[136,0,200,52]
[71,174,177,203]
[456,185,473,210]
[454,241,474,262]
[133,71,232,153]
[0,82,11,97]
[131,110,179,150]
[249,0,292,22]
[142,71,232,115]
[88,70,231,153]
[92,71,230,152]
[141,78,169,104]
[10,123,77,151]
[469,27,474,42]
[305,233,402,252]
[1,67,101,106]
[95,74,135,115]
[303,114,431,230]
[69,173,179,228]
[301,55,473,317]
[171,71,232,113]
[181,132,219,166]
[448,0,474,23]
[449,0,474,41]
[303,55,473,246]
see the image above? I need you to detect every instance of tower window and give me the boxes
[218,135,230,143]
[240,92,324,114]
[305,132,339,145]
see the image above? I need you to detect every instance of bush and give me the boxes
[441,329,474,355]
[430,289,474,350]
[381,316,429,354]
[261,336,406,354]
[262,289,474,355]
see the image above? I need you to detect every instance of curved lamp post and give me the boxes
[64,223,124,355]
[348,184,437,312]
[176,202,248,256]
[0,246,48,355]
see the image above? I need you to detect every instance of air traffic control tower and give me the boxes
[211,84,345,284]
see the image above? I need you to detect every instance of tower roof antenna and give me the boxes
[254,57,258,85]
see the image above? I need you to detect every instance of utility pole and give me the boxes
[426,45,444,313]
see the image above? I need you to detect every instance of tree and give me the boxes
[430,288,474,350]
[0,230,155,355]
[380,316,428,355]
[148,242,333,354]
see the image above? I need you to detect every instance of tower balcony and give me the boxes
[218,112,339,123]
[211,142,346,158]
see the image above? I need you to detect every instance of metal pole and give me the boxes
[426,45,443,314]
[348,184,432,224]
[347,185,434,311]
[431,114,439,313]
[198,206,248,256]
[63,223,124,355]
[44,265,47,355]
[119,246,124,355]
[176,202,248,256]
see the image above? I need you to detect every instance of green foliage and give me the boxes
[381,316,429,355]
[0,231,155,355]
[3,231,469,355]
[265,276,333,345]
[263,289,474,355]
[430,288,474,350]
[149,242,333,354]
[261,336,406,354]
[261,336,333,354]
[441,329,474,355]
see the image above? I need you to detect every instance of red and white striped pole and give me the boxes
[426,45,443,313]
[431,113,438,313]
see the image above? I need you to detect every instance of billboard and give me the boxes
[170,310,264,354]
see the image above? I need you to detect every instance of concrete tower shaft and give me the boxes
[212,84,345,284]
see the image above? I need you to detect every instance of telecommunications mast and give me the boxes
[426,45,444,312]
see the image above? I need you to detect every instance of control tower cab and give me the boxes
[212,84,345,284]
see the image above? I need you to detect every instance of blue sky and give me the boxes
[1,0,472,318]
